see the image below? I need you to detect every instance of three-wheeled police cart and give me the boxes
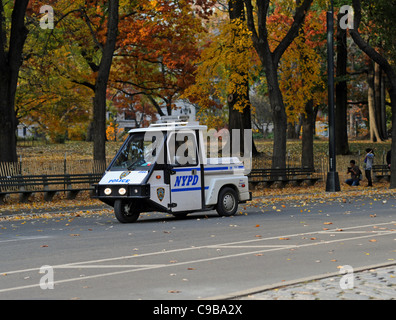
[94,117,251,223]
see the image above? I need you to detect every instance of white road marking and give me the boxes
[1,221,395,294]
[0,236,51,244]
[56,264,168,269]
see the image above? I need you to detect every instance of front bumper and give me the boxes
[94,184,150,199]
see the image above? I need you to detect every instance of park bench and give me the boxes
[0,173,103,203]
[248,167,320,188]
[372,164,391,182]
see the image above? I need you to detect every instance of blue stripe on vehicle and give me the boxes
[171,186,209,192]
[205,166,244,171]
[204,167,229,171]
[173,166,244,172]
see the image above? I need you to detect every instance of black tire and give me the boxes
[216,187,238,217]
[114,200,140,223]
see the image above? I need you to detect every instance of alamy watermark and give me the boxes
[142,128,252,173]
[339,265,354,290]
[38,4,353,31]
[39,265,54,290]
[40,5,54,30]
[339,5,354,30]
[37,264,356,291]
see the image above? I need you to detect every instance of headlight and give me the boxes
[104,188,112,195]
[133,188,139,194]
[118,187,127,195]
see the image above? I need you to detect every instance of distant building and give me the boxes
[17,123,38,139]
[163,100,196,120]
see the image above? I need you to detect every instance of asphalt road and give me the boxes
[0,192,395,300]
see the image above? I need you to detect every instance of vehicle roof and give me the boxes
[128,121,207,134]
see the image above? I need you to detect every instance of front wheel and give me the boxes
[216,187,238,217]
[114,200,140,223]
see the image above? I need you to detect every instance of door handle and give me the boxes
[192,169,197,175]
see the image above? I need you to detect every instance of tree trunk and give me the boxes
[335,13,349,155]
[93,0,119,165]
[244,0,313,169]
[263,59,287,168]
[228,80,259,157]
[374,63,387,139]
[390,88,396,189]
[287,122,298,139]
[302,100,314,169]
[227,0,259,157]
[349,0,396,188]
[0,0,29,162]
[367,61,382,142]
[0,72,18,163]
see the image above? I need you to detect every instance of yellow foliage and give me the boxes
[106,122,123,141]
[182,17,260,116]
[267,8,327,122]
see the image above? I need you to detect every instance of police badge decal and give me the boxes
[119,171,130,179]
[157,187,165,202]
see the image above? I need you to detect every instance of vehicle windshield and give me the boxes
[109,132,161,171]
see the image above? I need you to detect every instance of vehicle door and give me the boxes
[167,130,202,212]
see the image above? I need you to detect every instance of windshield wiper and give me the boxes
[127,158,145,170]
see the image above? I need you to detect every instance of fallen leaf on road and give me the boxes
[279,237,290,240]
[324,222,333,225]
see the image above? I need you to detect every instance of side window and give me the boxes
[167,131,198,166]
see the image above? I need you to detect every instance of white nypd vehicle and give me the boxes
[94,116,252,223]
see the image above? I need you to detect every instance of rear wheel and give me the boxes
[114,200,140,223]
[216,187,238,217]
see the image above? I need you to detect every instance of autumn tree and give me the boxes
[23,0,119,164]
[16,10,93,143]
[182,0,260,155]
[349,0,396,188]
[0,0,30,162]
[244,0,313,169]
[92,0,119,165]
[111,0,212,118]
[335,9,350,154]
[268,6,326,168]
